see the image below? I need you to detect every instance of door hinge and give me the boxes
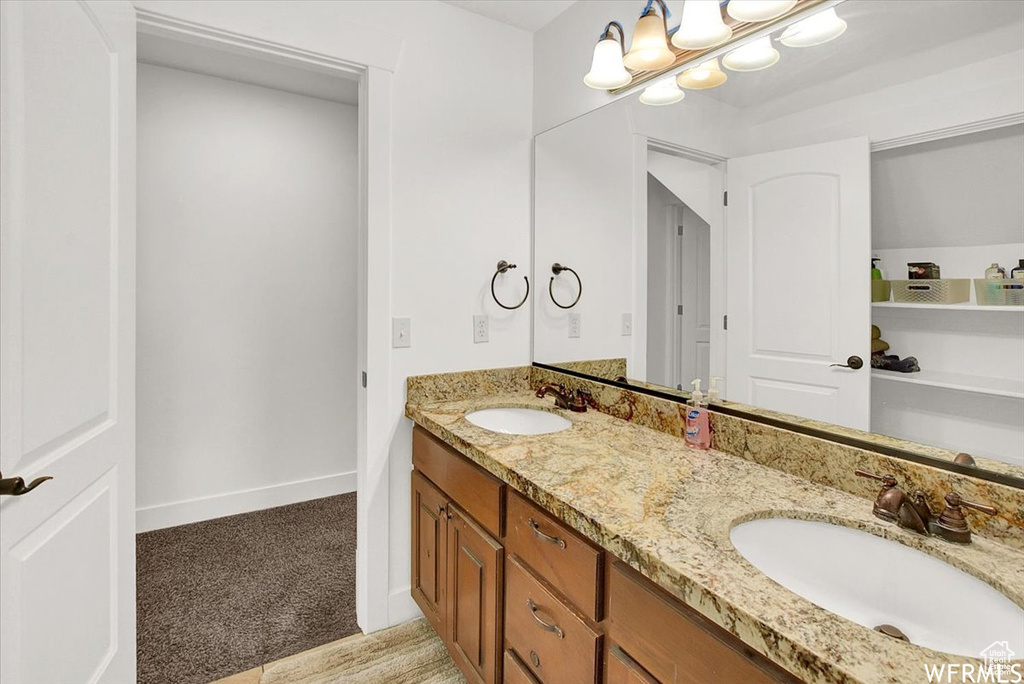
[361,371,367,388]
[723,191,728,206]
[677,225,684,237]
[723,314,728,330]
[677,304,683,315]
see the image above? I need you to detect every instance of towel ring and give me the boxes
[491,260,529,310]
[549,263,581,309]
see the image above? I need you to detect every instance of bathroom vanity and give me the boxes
[405,367,1024,684]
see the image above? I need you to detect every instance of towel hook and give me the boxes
[549,263,582,309]
[491,260,529,310]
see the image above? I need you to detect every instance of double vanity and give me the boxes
[405,366,1024,684]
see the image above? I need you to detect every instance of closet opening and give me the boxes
[134,31,362,684]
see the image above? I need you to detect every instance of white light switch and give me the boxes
[621,313,632,336]
[392,317,411,348]
[473,315,489,343]
[568,313,581,339]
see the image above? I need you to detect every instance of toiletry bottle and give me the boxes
[871,258,882,280]
[684,379,711,450]
[1012,259,1024,280]
[708,376,724,403]
[986,262,1006,279]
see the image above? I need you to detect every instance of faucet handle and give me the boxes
[944,492,997,516]
[855,470,898,488]
[934,492,997,544]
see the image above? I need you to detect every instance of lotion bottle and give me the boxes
[684,379,711,450]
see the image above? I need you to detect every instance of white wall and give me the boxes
[646,175,676,387]
[136,64,359,530]
[133,0,535,627]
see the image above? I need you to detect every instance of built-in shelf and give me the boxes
[872,369,1024,399]
[872,302,1024,312]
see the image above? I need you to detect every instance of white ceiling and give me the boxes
[441,0,577,32]
[138,33,360,106]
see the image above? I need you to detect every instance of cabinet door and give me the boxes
[412,470,450,637]
[608,645,661,684]
[448,503,504,684]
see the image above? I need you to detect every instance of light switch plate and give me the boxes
[568,313,581,339]
[621,313,632,336]
[473,315,489,343]
[392,317,411,348]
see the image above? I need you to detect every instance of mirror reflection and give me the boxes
[533,0,1024,476]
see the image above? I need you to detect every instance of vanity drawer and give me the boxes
[503,650,541,684]
[506,491,602,621]
[413,426,505,538]
[505,555,601,684]
[607,562,801,684]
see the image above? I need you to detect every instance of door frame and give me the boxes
[134,9,397,633]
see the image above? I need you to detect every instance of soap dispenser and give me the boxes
[684,379,711,450]
[708,377,724,403]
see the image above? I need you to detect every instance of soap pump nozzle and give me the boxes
[690,379,704,407]
[708,376,723,402]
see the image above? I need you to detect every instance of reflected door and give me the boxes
[726,137,870,429]
[0,2,137,682]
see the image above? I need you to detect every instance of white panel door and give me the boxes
[726,137,870,429]
[0,2,136,683]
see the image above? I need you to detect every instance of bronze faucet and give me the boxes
[855,470,997,543]
[536,383,596,413]
[930,492,998,544]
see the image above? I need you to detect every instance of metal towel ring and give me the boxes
[491,260,529,310]
[548,263,581,309]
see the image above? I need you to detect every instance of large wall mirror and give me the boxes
[533,0,1024,485]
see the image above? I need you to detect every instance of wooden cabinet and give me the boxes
[607,645,659,684]
[448,504,504,684]
[411,470,449,637]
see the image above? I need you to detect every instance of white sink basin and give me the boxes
[464,408,571,435]
[730,518,1024,657]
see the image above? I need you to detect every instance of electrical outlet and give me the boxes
[568,313,581,339]
[621,313,632,336]
[392,317,411,348]
[473,315,489,343]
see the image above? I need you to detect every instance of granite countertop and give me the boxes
[405,391,1024,684]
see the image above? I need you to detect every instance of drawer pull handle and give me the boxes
[527,598,564,639]
[528,518,566,548]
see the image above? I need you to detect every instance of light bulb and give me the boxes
[584,37,632,89]
[676,58,728,89]
[624,10,675,71]
[779,7,847,47]
[722,36,779,71]
[639,78,686,106]
[726,0,797,23]
[672,0,732,50]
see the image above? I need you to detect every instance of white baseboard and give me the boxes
[388,587,423,627]
[136,470,357,533]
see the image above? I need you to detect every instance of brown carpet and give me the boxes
[260,618,465,684]
[137,493,358,684]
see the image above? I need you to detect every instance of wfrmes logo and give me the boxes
[924,642,1022,683]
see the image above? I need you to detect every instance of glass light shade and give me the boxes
[584,38,632,89]
[624,11,675,71]
[726,0,797,23]
[676,58,728,89]
[672,0,732,50]
[639,78,686,106]
[779,8,847,47]
[722,36,780,71]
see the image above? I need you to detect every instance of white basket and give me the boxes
[891,279,970,304]
[974,279,1024,306]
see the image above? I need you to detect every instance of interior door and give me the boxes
[726,137,870,430]
[0,2,136,683]
[676,211,711,390]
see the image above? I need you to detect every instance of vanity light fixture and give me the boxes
[725,0,798,23]
[623,0,675,72]
[672,0,732,50]
[639,77,687,105]
[676,58,728,89]
[584,22,633,89]
[722,36,780,71]
[779,7,847,47]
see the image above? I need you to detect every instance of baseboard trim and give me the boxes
[136,471,357,533]
[387,587,423,628]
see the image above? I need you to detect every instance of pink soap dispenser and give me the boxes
[684,379,711,450]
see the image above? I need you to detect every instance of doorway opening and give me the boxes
[134,31,362,684]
